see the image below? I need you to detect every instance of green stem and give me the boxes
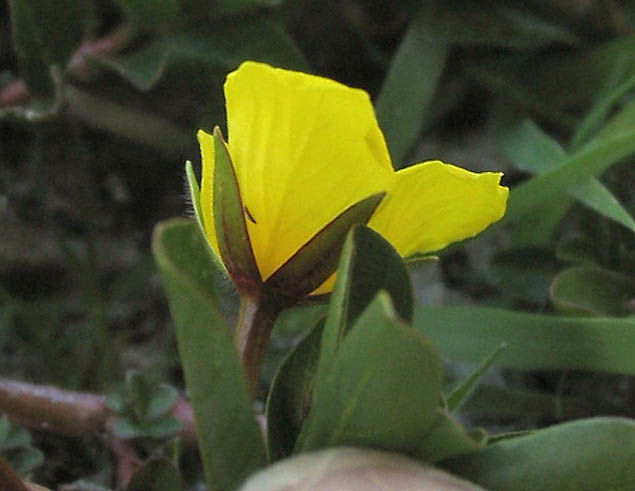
[234,292,285,397]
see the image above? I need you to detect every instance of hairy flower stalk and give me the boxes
[187,61,508,392]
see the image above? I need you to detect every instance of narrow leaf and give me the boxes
[213,127,261,294]
[414,305,635,374]
[569,64,635,151]
[375,11,449,167]
[446,343,507,412]
[264,193,385,299]
[505,126,635,224]
[501,120,635,233]
[550,266,635,317]
[153,219,265,490]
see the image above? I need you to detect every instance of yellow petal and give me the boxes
[224,61,394,280]
[368,161,508,257]
[197,129,221,260]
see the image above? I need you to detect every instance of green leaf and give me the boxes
[113,418,143,439]
[296,293,442,455]
[147,417,182,439]
[153,218,265,490]
[266,319,324,462]
[0,418,30,451]
[8,0,88,94]
[375,10,449,167]
[550,266,635,317]
[147,384,179,420]
[504,126,635,225]
[213,127,261,294]
[264,194,385,300]
[490,247,560,303]
[12,447,44,475]
[556,236,599,265]
[215,0,283,14]
[414,305,635,374]
[319,225,413,373]
[569,64,635,152]
[592,97,635,145]
[446,343,507,412]
[418,410,481,463]
[443,417,635,491]
[501,120,635,234]
[436,4,580,48]
[126,457,184,491]
[94,22,307,91]
[114,0,179,26]
[569,178,635,233]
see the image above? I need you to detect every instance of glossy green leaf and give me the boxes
[114,0,179,26]
[296,293,442,454]
[266,320,324,462]
[153,218,265,490]
[126,457,183,491]
[8,0,88,94]
[94,22,307,91]
[443,417,635,491]
[319,225,413,373]
[375,11,449,167]
[265,194,385,300]
[550,266,635,317]
[213,127,261,294]
[446,343,507,412]
[414,305,635,374]
[418,410,481,463]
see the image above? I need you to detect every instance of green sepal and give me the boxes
[264,193,385,300]
[185,161,204,233]
[212,126,262,294]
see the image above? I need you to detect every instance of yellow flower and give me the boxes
[194,61,508,296]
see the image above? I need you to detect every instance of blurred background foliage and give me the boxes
[1,0,634,487]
